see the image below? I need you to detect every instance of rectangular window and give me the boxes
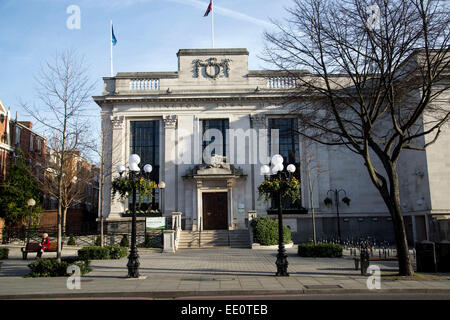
[37,139,42,154]
[15,127,20,147]
[35,164,41,181]
[130,120,160,212]
[268,118,303,213]
[30,135,34,151]
[202,119,229,162]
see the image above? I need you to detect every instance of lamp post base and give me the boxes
[275,247,289,277]
[127,248,140,278]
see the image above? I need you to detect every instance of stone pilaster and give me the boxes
[109,115,126,218]
[100,111,112,220]
[163,115,178,215]
[250,114,266,129]
[227,179,234,230]
[194,180,203,231]
[250,114,269,215]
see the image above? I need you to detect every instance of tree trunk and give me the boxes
[100,215,104,247]
[56,201,62,262]
[386,165,415,276]
[308,172,317,244]
[376,161,415,276]
[390,199,414,276]
[62,207,68,236]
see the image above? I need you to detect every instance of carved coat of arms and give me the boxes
[193,58,231,79]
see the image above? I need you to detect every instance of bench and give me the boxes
[353,256,398,270]
[21,242,60,260]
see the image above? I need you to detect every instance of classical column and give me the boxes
[194,180,203,231]
[251,114,268,214]
[227,179,234,230]
[412,215,417,244]
[163,115,177,216]
[109,115,125,218]
[424,213,430,240]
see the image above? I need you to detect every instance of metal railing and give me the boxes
[1,221,163,248]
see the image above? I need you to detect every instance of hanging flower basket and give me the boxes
[342,196,351,206]
[324,197,333,206]
[111,177,133,199]
[112,177,158,208]
[258,176,301,203]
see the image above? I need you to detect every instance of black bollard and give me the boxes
[360,245,370,275]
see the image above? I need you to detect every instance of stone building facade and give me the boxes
[94,48,450,244]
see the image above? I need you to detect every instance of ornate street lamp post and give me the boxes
[26,198,36,245]
[327,188,348,243]
[117,154,153,278]
[260,154,297,277]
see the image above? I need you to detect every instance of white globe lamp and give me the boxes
[260,165,270,175]
[130,162,140,172]
[272,154,284,165]
[287,164,296,173]
[144,164,153,173]
[117,164,126,174]
[129,154,141,165]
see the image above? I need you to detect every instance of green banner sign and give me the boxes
[146,217,166,229]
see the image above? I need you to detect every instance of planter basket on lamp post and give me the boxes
[258,155,300,277]
[112,154,159,278]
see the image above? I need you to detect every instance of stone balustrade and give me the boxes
[102,73,302,96]
[266,77,297,89]
[129,79,160,91]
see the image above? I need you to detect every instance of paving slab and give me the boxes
[0,246,449,299]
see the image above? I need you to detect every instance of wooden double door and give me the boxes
[202,192,228,230]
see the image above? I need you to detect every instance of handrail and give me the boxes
[198,216,202,247]
[173,213,182,251]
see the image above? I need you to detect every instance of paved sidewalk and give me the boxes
[0,246,449,299]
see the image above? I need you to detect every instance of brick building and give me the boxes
[8,119,47,182]
[0,100,13,181]
[41,148,100,232]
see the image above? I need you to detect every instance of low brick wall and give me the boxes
[39,209,85,233]
[0,218,4,243]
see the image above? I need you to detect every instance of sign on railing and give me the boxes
[146,217,166,229]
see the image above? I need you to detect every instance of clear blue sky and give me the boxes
[0,0,293,156]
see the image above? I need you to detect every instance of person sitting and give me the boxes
[36,233,50,259]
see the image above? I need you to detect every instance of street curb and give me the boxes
[1,288,450,299]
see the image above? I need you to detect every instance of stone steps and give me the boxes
[177,230,250,249]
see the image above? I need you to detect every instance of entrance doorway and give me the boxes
[202,192,228,230]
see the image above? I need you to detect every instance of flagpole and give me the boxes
[110,20,114,77]
[211,0,215,48]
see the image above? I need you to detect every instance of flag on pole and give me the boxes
[110,21,116,77]
[204,0,212,17]
[204,0,214,48]
[112,24,117,46]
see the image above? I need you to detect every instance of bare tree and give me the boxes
[22,49,96,261]
[43,134,95,234]
[87,127,124,247]
[263,0,450,275]
[302,139,328,244]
